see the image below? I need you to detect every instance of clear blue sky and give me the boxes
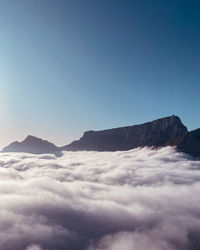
[0,0,200,148]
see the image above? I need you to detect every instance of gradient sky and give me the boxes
[0,0,200,148]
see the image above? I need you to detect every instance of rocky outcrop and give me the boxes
[2,135,59,154]
[61,115,188,151]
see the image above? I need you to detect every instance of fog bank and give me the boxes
[0,147,200,250]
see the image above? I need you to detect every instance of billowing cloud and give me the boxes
[0,147,200,250]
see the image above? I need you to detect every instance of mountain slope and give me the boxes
[61,115,188,151]
[177,129,200,157]
[2,135,59,154]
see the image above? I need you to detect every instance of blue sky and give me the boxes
[0,0,200,148]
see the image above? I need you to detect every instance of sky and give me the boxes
[0,0,200,148]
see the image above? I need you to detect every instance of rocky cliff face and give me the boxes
[2,135,59,154]
[62,115,188,151]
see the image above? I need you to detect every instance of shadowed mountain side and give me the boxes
[2,135,59,154]
[178,129,200,157]
[61,115,188,151]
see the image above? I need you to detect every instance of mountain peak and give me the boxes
[146,115,183,125]
[2,135,58,154]
[24,135,41,141]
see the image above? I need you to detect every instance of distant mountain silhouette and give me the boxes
[2,115,200,157]
[61,115,188,151]
[2,135,59,154]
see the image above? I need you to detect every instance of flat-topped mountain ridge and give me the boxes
[61,115,188,151]
[2,115,200,157]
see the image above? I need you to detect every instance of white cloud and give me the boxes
[0,147,200,249]
[25,244,44,250]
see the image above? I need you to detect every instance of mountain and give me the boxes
[2,135,59,154]
[61,115,188,151]
[2,115,200,157]
[178,128,200,157]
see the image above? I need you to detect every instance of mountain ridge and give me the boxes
[2,135,59,154]
[61,115,188,151]
[2,115,200,157]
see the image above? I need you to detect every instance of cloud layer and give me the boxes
[0,147,200,250]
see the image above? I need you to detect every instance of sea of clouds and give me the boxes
[0,147,200,250]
